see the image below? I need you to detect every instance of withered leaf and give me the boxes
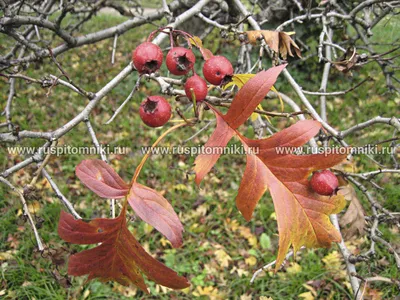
[332,47,360,74]
[338,185,365,239]
[244,30,301,59]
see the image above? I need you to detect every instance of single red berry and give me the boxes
[310,170,339,196]
[166,47,196,75]
[184,75,208,102]
[139,96,171,127]
[132,42,163,74]
[202,55,233,85]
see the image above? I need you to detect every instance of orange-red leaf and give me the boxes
[128,183,184,248]
[58,209,190,293]
[194,113,235,185]
[193,66,347,270]
[237,126,346,268]
[194,66,286,186]
[224,64,287,129]
[76,160,129,198]
[235,145,269,219]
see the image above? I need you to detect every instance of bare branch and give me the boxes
[340,116,400,138]
[41,168,81,219]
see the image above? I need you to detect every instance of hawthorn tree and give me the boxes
[0,0,399,298]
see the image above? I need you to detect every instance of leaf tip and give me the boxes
[194,175,202,186]
[240,210,253,222]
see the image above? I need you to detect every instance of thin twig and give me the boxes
[0,176,44,251]
[111,33,118,65]
[85,118,116,218]
[302,77,372,96]
[105,75,141,125]
[41,168,81,219]
[183,120,214,143]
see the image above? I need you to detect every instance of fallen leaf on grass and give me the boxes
[214,249,232,268]
[239,226,258,248]
[193,286,224,299]
[245,256,257,266]
[322,251,342,270]
[0,251,14,260]
[287,262,302,274]
[298,291,315,300]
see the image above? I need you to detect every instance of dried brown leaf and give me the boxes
[244,30,302,59]
[332,47,359,74]
[338,185,365,239]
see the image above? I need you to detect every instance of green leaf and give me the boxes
[260,233,272,250]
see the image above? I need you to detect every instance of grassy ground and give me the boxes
[0,10,399,300]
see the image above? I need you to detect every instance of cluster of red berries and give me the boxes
[310,170,339,196]
[132,35,233,128]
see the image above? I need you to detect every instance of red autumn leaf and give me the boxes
[194,113,235,185]
[236,127,346,268]
[224,64,287,129]
[58,209,189,293]
[75,159,184,249]
[236,120,335,220]
[128,183,184,248]
[76,159,129,198]
[193,66,347,270]
[194,65,286,184]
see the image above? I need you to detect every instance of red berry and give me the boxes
[132,42,163,74]
[166,47,196,75]
[139,96,171,127]
[310,170,339,196]
[185,75,208,102]
[202,55,233,85]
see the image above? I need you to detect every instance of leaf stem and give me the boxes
[190,88,198,118]
[131,122,187,184]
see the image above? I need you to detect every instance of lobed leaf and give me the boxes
[279,32,302,59]
[58,209,190,293]
[246,30,280,52]
[193,66,347,270]
[238,130,346,268]
[76,159,129,199]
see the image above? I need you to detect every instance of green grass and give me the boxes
[0,7,399,300]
